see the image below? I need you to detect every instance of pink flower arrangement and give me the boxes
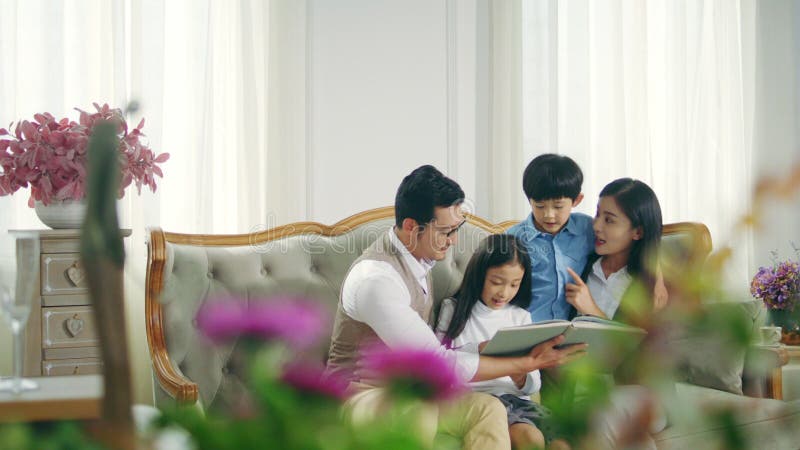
[0,103,169,207]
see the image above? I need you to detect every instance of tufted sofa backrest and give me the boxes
[145,207,508,410]
[145,207,711,411]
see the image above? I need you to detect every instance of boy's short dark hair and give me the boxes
[395,165,465,228]
[522,153,583,201]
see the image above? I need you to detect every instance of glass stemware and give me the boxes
[0,231,40,394]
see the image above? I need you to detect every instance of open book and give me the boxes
[480,315,647,371]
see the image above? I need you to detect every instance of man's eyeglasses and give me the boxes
[430,218,467,238]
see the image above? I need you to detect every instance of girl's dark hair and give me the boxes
[587,178,662,289]
[444,234,532,343]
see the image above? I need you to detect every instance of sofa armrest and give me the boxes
[146,227,199,405]
[742,345,789,399]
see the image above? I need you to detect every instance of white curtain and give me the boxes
[0,0,307,403]
[491,0,757,292]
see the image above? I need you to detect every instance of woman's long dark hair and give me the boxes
[444,234,532,343]
[585,178,663,291]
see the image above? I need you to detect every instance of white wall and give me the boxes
[306,0,486,223]
[751,0,800,271]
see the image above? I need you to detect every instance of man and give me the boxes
[327,165,584,449]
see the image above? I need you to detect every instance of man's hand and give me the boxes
[565,267,605,317]
[525,335,587,371]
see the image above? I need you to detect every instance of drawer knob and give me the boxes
[65,263,86,287]
[65,315,85,337]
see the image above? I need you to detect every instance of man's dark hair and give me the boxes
[522,153,583,201]
[395,165,465,228]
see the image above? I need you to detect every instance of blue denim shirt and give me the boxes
[507,213,595,322]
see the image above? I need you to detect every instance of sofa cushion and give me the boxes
[669,301,760,395]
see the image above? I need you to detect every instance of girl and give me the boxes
[565,178,663,321]
[436,234,568,450]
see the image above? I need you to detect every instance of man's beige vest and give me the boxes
[326,231,433,381]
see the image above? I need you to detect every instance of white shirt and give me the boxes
[341,230,479,382]
[435,298,541,399]
[586,258,632,319]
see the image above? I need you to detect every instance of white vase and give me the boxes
[34,199,88,229]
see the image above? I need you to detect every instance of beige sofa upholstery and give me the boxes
[145,206,800,448]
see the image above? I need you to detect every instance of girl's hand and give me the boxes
[565,268,605,317]
[510,372,527,389]
[525,335,587,370]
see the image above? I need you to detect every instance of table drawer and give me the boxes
[41,254,88,295]
[42,358,103,376]
[42,306,98,349]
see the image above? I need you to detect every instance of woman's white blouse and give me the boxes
[585,258,632,319]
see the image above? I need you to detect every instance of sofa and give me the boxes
[144,206,800,449]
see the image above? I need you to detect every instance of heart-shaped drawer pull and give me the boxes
[65,262,87,287]
[64,315,85,337]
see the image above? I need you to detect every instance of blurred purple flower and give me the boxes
[360,345,466,402]
[751,260,800,310]
[280,361,349,401]
[196,296,330,350]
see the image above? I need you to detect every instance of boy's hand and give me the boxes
[565,267,605,317]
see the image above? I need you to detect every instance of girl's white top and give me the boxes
[435,298,541,399]
[585,258,632,319]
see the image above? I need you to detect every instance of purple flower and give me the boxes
[196,296,330,350]
[360,345,466,402]
[280,361,349,401]
[751,259,800,310]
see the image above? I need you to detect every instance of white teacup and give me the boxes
[759,326,783,346]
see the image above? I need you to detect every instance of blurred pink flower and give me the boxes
[195,299,249,342]
[360,345,466,402]
[280,361,349,401]
[196,296,330,351]
[0,102,169,206]
[247,300,329,350]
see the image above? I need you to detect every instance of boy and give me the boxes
[507,154,594,322]
[508,154,667,322]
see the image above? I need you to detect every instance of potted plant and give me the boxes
[750,244,800,344]
[0,103,169,228]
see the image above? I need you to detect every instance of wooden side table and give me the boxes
[0,374,101,422]
[13,229,131,377]
[745,344,789,399]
